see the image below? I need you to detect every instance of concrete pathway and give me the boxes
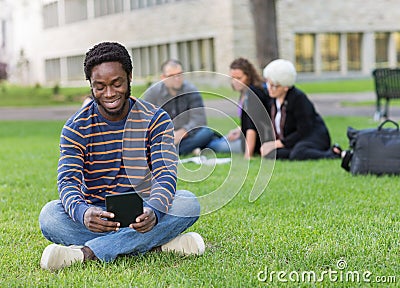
[205,92,400,121]
[0,92,399,121]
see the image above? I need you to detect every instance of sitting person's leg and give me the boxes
[291,146,339,160]
[289,137,339,160]
[177,127,215,155]
[39,200,104,270]
[39,190,203,270]
[207,137,242,153]
[84,190,202,262]
[39,200,102,247]
[274,147,291,159]
[288,126,335,160]
[289,141,324,160]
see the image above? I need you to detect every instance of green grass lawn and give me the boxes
[0,117,398,287]
[0,84,91,107]
[296,78,374,94]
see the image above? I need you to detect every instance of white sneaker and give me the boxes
[192,148,201,156]
[40,243,84,271]
[161,232,205,256]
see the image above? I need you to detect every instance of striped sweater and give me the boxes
[57,97,177,224]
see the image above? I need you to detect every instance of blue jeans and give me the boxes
[39,190,200,262]
[177,127,215,155]
[206,137,242,153]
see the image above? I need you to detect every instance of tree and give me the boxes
[249,0,279,70]
[0,63,7,81]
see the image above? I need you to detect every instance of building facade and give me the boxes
[277,0,400,80]
[2,0,400,86]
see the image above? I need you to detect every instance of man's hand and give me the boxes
[174,128,188,145]
[83,207,120,233]
[130,207,157,233]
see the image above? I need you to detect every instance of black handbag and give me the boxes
[341,119,400,175]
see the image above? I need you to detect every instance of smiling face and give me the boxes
[90,61,131,121]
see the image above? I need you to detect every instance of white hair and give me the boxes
[263,59,297,87]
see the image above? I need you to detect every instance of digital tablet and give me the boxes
[105,192,143,227]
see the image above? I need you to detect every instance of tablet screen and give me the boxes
[105,192,143,227]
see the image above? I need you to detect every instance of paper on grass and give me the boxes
[179,156,231,166]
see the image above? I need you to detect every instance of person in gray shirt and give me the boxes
[143,59,214,155]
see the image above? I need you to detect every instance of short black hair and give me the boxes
[83,42,133,81]
[160,59,183,74]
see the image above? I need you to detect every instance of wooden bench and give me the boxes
[372,68,400,120]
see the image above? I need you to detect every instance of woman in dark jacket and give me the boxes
[207,57,270,159]
[260,59,340,160]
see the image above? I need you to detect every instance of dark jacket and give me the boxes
[270,86,329,149]
[143,80,207,134]
[241,85,271,153]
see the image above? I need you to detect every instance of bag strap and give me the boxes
[378,119,399,131]
[341,150,353,172]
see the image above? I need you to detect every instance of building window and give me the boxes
[65,0,88,24]
[94,0,124,17]
[43,2,59,28]
[131,38,215,79]
[347,33,362,71]
[177,41,190,70]
[45,58,61,83]
[67,55,85,81]
[320,33,340,71]
[131,0,173,9]
[375,32,390,68]
[394,32,400,66]
[157,44,170,64]
[295,34,314,72]
[132,47,141,77]
[134,47,150,77]
[179,39,215,71]
[131,0,146,9]
[199,38,215,71]
[149,46,159,76]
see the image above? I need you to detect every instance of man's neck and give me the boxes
[167,87,179,97]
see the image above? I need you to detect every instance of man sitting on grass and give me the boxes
[38,42,204,271]
[143,59,214,155]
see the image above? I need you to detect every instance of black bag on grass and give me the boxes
[341,119,400,175]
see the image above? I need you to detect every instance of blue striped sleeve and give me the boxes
[123,99,177,221]
[57,115,90,224]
